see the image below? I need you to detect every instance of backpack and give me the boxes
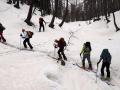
[0,23,5,31]
[84,47,91,53]
[101,49,111,63]
[85,42,91,51]
[26,31,34,38]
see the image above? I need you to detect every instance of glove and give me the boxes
[20,34,22,37]
[54,44,57,48]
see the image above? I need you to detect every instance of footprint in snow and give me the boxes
[45,72,59,83]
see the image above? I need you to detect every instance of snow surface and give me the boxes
[0,0,120,90]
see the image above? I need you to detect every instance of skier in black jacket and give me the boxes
[39,17,46,32]
[97,49,112,80]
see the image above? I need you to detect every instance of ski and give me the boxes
[75,63,90,71]
[100,77,115,86]
[1,42,20,49]
[75,63,97,73]
[1,42,34,51]
[19,48,34,51]
[47,54,65,66]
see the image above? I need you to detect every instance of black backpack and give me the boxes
[0,23,5,31]
[85,42,91,51]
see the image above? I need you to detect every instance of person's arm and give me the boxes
[97,58,102,65]
[43,20,46,24]
[20,32,26,38]
[80,46,85,56]
[97,56,102,68]
[54,40,58,48]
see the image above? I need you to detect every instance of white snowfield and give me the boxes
[0,0,120,90]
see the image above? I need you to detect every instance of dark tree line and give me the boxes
[83,0,120,31]
[6,0,120,31]
[7,0,20,9]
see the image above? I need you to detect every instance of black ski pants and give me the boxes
[23,38,33,49]
[39,24,45,32]
[82,54,92,69]
[101,62,110,78]
[0,32,6,42]
[58,48,67,60]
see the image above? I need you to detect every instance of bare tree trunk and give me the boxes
[59,0,68,27]
[112,12,120,32]
[14,0,20,9]
[25,0,34,26]
[13,0,16,4]
[49,0,58,28]
[7,0,12,4]
[105,15,110,23]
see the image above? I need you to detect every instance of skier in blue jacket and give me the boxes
[97,49,112,80]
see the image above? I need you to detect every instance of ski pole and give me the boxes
[96,64,99,83]
[54,47,56,56]
[20,37,21,50]
[80,55,82,60]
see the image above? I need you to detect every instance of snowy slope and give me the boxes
[0,0,120,90]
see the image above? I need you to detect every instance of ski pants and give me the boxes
[101,62,110,78]
[0,32,6,42]
[23,38,33,49]
[39,24,45,32]
[82,54,92,68]
[58,48,67,60]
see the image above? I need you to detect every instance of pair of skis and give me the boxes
[76,63,115,86]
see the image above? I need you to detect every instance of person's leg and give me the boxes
[39,25,41,32]
[23,39,27,48]
[82,55,86,69]
[42,25,45,32]
[87,54,92,69]
[58,48,62,60]
[0,33,6,42]
[61,49,67,60]
[101,63,106,78]
[26,38,33,49]
[106,63,110,78]
[0,33,2,42]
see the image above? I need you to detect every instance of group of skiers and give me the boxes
[19,17,46,49]
[80,42,111,80]
[0,17,46,49]
[0,17,112,80]
[54,39,111,80]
